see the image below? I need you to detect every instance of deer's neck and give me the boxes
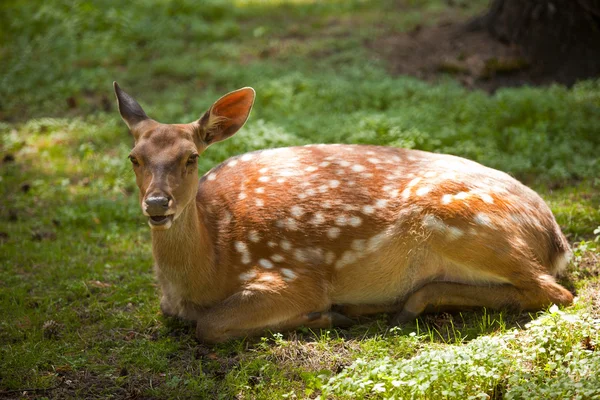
[151,202,216,282]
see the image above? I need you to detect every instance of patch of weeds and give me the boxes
[320,306,600,399]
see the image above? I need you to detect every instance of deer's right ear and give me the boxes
[113,82,149,131]
[195,87,255,146]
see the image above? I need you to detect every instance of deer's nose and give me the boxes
[145,196,170,213]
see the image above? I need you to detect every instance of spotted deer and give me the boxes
[114,82,573,343]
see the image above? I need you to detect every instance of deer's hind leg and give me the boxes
[391,274,573,325]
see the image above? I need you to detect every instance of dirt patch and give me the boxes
[368,17,595,91]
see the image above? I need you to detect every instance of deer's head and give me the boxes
[114,82,255,230]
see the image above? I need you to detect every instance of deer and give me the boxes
[113,82,573,344]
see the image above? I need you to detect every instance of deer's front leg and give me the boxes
[194,276,339,343]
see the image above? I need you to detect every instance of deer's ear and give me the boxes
[113,82,149,130]
[196,87,255,145]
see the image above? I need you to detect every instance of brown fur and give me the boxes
[114,84,573,343]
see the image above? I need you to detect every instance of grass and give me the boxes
[1,0,599,398]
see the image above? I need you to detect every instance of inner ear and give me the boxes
[197,87,255,145]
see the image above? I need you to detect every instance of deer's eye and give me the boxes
[128,155,139,166]
[187,154,199,165]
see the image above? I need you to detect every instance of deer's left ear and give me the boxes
[196,87,255,145]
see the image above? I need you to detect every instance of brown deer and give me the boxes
[114,82,573,344]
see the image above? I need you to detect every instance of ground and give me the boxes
[1,0,599,398]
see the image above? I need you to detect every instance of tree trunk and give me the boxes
[471,0,600,85]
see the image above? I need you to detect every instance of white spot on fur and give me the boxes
[255,187,265,194]
[480,193,494,204]
[267,241,277,248]
[362,205,375,215]
[281,268,297,282]
[416,186,432,196]
[375,199,388,208]
[407,177,422,187]
[318,184,329,193]
[258,176,270,183]
[255,199,264,207]
[389,189,399,198]
[280,240,292,251]
[510,214,528,224]
[319,161,331,167]
[241,154,253,162]
[424,171,437,178]
[227,159,238,167]
[306,247,324,262]
[455,192,469,200]
[298,193,308,199]
[335,215,348,226]
[305,166,318,172]
[271,254,285,262]
[241,253,251,264]
[327,227,341,239]
[433,159,451,168]
[291,205,304,218]
[310,212,326,225]
[402,188,411,199]
[239,271,256,281]
[234,241,248,253]
[351,239,366,251]
[440,172,457,180]
[335,251,358,269]
[277,178,286,183]
[286,218,299,230]
[474,213,493,228]
[339,160,351,167]
[294,249,307,262]
[367,158,381,164]
[239,192,247,200]
[306,188,316,196]
[329,180,340,188]
[447,226,464,240]
[323,201,332,209]
[279,170,297,177]
[223,211,232,225]
[349,216,362,227]
[441,194,453,204]
[259,259,274,269]
[207,173,216,181]
[367,232,387,252]
[248,230,260,243]
[422,214,446,232]
[325,251,336,265]
[259,167,269,174]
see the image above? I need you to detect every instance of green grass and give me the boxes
[1,0,600,398]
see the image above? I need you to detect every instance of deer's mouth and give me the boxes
[147,214,174,229]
